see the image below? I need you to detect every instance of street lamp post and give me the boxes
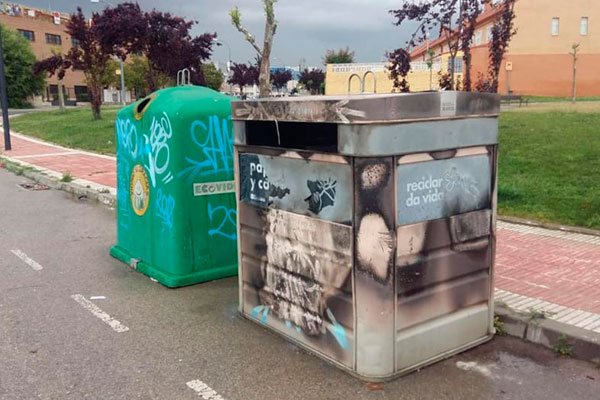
[0,26,11,151]
[213,38,233,93]
[90,0,126,105]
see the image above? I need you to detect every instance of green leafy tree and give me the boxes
[123,55,172,98]
[1,25,44,108]
[102,59,121,89]
[323,47,355,64]
[202,63,224,91]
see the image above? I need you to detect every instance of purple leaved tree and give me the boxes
[96,2,217,92]
[299,68,325,95]
[228,62,259,98]
[270,69,292,93]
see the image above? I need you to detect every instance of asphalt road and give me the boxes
[1,169,599,400]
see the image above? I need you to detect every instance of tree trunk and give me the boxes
[463,52,472,91]
[89,84,102,120]
[57,79,65,111]
[258,11,276,97]
[147,59,157,93]
[571,47,578,103]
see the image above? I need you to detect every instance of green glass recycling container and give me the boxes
[110,86,238,287]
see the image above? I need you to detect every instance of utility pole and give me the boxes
[0,26,11,151]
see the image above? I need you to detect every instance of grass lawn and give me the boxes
[10,106,120,155]
[8,104,600,230]
[523,95,600,103]
[498,110,600,229]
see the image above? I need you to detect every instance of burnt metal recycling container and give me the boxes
[110,86,238,287]
[232,91,500,380]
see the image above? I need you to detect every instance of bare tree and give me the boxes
[488,0,517,93]
[571,43,580,103]
[230,0,278,98]
[389,0,466,90]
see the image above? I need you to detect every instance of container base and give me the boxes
[110,246,238,288]
[240,309,494,382]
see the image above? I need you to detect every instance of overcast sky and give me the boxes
[14,0,414,67]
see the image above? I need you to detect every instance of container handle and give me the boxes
[177,68,191,86]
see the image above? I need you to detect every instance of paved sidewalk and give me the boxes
[1,132,116,191]
[2,131,600,332]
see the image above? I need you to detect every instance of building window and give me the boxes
[473,30,482,46]
[551,18,559,36]
[581,17,588,35]
[448,57,463,74]
[74,85,90,102]
[45,33,62,45]
[17,29,35,41]
[486,26,493,42]
[71,38,81,48]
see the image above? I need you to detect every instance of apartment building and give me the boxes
[411,0,600,97]
[0,2,88,102]
[326,0,599,97]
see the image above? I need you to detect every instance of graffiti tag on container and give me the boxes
[207,204,237,241]
[178,115,233,182]
[145,112,174,187]
[155,188,175,231]
[304,178,337,214]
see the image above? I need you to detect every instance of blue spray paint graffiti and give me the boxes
[251,306,349,350]
[325,308,349,350]
[207,203,237,240]
[117,157,131,230]
[116,114,174,189]
[116,118,141,160]
[156,188,176,231]
[251,305,270,324]
[178,115,233,182]
[145,112,173,187]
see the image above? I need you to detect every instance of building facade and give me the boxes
[412,0,600,97]
[0,3,89,102]
[325,56,456,96]
[326,0,599,97]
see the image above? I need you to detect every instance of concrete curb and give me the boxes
[0,156,117,209]
[495,303,600,366]
[498,215,600,237]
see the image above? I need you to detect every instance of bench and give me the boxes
[500,94,529,107]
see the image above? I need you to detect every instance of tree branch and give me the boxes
[229,7,263,56]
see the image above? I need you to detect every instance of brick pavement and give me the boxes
[2,131,600,320]
[1,132,116,189]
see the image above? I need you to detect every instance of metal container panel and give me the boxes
[237,152,355,367]
[395,304,491,372]
[353,157,396,378]
[396,153,492,226]
[338,118,498,156]
[238,153,353,224]
[231,92,499,124]
[396,210,492,331]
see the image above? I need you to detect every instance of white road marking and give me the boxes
[186,380,226,400]
[70,294,129,333]
[11,249,43,271]
[90,296,106,300]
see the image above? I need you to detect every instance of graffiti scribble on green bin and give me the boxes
[110,86,238,287]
